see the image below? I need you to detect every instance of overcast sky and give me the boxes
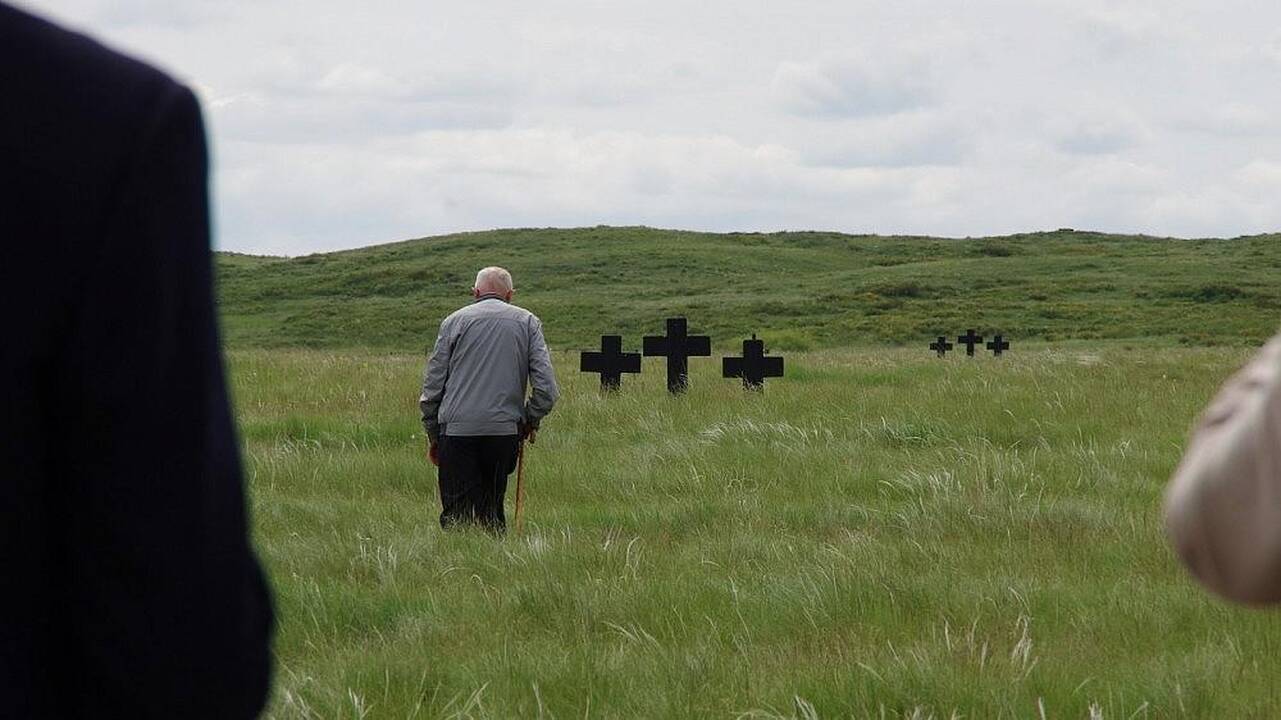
[21,0,1281,254]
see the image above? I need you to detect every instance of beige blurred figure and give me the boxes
[1165,333,1281,604]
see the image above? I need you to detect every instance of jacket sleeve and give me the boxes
[53,85,274,718]
[1164,333,1281,604]
[420,317,454,442]
[524,315,560,427]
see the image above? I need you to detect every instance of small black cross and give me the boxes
[722,334,784,390]
[986,335,1010,356]
[958,329,984,357]
[929,336,953,358]
[580,335,642,391]
[643,317,711,393]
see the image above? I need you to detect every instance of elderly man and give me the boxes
[420,267,559,532]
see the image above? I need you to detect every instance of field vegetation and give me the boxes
[239,348,1281,719]
[223,228,1281,718]
[217,227,1281,352]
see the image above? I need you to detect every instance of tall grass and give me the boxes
[234,344,1281,719]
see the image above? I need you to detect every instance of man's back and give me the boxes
[435,298,547,434]
[0,4,273,717]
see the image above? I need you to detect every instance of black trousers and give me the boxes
[437,434,521,532]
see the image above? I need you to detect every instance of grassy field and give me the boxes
[216,227,1281,353]
[236,343,1281,719]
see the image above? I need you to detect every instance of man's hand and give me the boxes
[519,422,538,445]
[427,439,439,466]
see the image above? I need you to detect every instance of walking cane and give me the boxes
[513,439,527,533]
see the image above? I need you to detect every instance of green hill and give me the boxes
[216,226,1281,352]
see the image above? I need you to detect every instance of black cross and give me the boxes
[643,317,711,393]
[929,336,953,358]
[580,335,642,391]
[723,334,784,390]
[957,329,984,357]
[986,335,1010,356]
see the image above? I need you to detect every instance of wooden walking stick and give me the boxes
[513,440,527,533]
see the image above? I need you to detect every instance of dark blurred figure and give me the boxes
[0,4,274,718]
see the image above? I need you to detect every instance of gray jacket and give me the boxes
[419,296,559,441]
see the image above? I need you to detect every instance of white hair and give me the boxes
[474,266,513,294]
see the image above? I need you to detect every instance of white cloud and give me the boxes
[33,0,230,30]
[772,54,936,119]
[18,0,1281,253]
[1077,7,1171,58]
[1052,112,1149,156]
[208,93,514,144]
[790,111,975,169]
[214,129,955,254]
[1175,102,1276,138]
[1235,159,1281,193]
